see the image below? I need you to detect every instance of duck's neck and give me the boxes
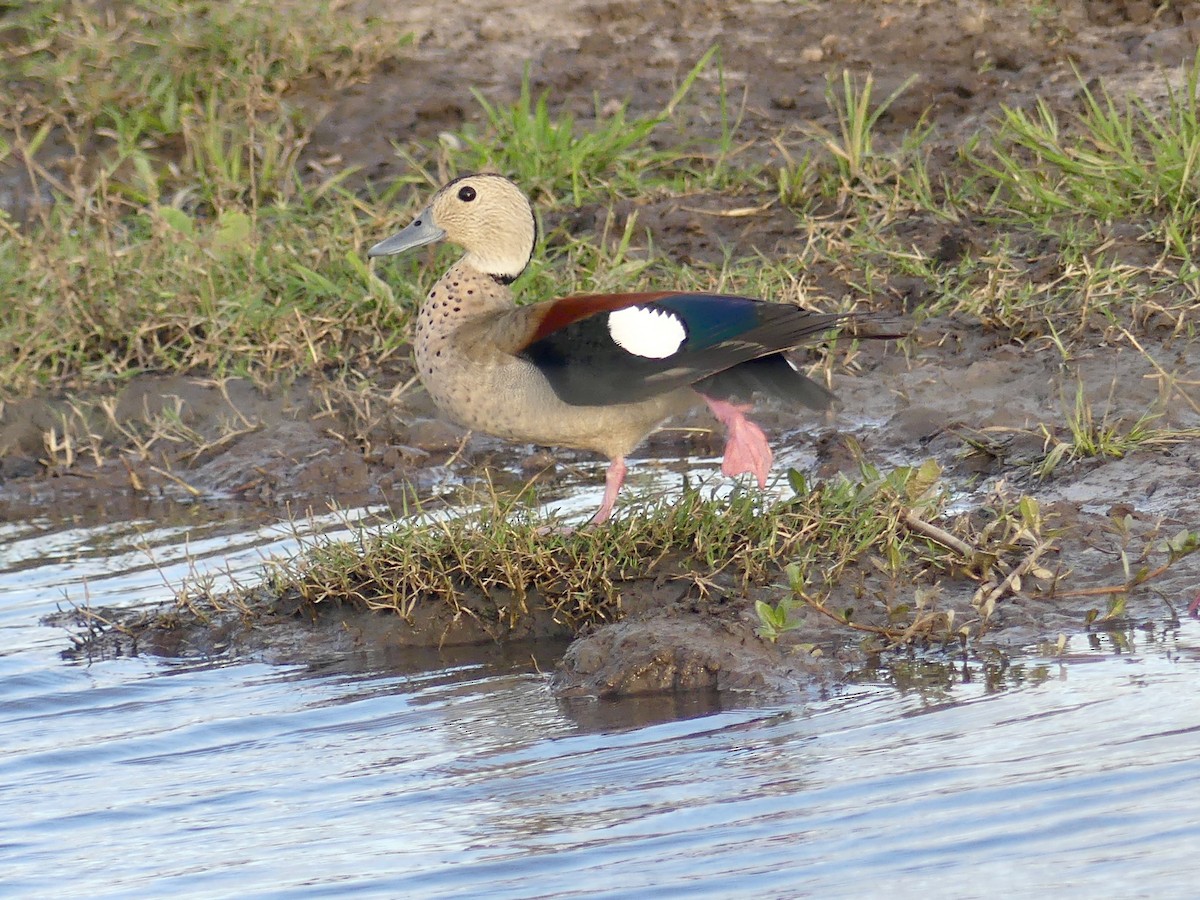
[421,260,516,324]
[413,260,517,390]
[461,246,531,284]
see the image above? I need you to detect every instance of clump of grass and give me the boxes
[813,70,922,194]
[977,60,1200,238]
[917,59,1200,332]
[1035,380,1199,478]
[156,460,1046,650]
[0,0,420,401]
[776,60,1200,337]
[772,69,930,212]
[269,478,900,631]
[450,47,719,206]
[0,195,412,398]
[756,461,1055,644]
[464,75,662,208]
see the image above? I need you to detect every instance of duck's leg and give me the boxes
[589,456,628,525]
[701,395,772,489]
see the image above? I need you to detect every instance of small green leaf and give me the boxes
[26,121,53,157]
[345,249,371,280]
[906,458,942,500]
[886,541,902,571]
[213,210,252,249]
[755,600,788,642]
[157,206,194,235]
[290,261,339,294]
[785,563,805,594]
[1099,593,1127,621]
[1018,495,1041,527]
[1167,528,1199,556]
[787,468,809,496]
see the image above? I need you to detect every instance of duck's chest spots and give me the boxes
[412,267,516,423]
[413,285,464,370]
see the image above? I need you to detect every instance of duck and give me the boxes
[368,173,847,525]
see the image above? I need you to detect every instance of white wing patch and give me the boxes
[607,306,687,359]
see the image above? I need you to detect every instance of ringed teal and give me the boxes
[368,174,848,524]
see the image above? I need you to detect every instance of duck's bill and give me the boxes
[367,207,446,257]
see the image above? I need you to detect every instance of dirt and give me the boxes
[320,0,1199,187]
[11,0,1200,696]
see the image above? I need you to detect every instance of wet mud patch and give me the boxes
[295,0,1199,196]
[557,615,841,699]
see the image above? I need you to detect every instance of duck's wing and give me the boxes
[461,291,845,408]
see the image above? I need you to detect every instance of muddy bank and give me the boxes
[5,0,1197,516]
[18,313,1200,699]
[7,322,1198,519]
[48,321,1200,697]
[53,479,1195,700]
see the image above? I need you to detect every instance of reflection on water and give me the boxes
[2,503,1199,897]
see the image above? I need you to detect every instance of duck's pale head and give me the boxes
[367,174,536,283]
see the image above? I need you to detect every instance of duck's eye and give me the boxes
[457,185,477,202]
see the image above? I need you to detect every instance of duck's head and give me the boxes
[367,174,537,284]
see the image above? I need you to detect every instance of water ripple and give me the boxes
[2,507,1198,898]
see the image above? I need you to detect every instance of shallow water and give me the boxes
[3,502,1199,898]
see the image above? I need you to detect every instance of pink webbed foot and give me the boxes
[701,395,773,489]
[1188,591,1200,618]
[588,456,628,526]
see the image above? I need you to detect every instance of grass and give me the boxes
[288,463,945,628]
[977,65,1200,236]
[6,22,1200,403]
[3,0,411,209]
[2,0,420,400]
[459,48,719,206]
[148,458,1054,653]
[2,198,413,393]
[1035,380,1200,479]
[810,70,923,195]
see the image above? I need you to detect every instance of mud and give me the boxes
[318,0,1199,191]
[10,1,1200,695]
